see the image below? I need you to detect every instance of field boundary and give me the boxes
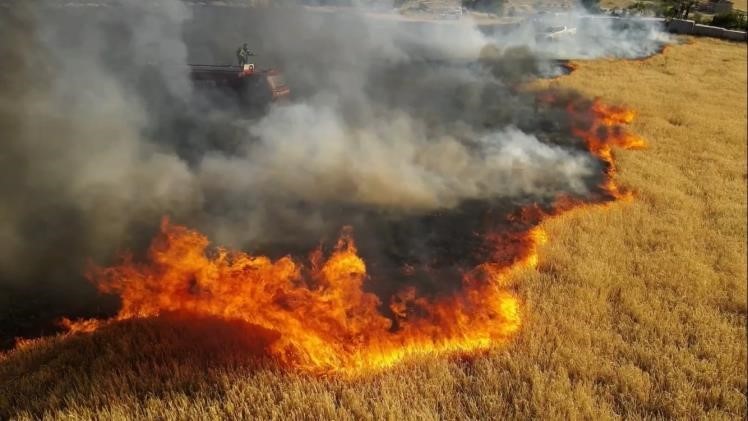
[667,18,748,40]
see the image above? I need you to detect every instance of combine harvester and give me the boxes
[188,62,290,114]
[150,61,291,163]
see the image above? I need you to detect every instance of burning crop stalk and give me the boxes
[58,94,645,376]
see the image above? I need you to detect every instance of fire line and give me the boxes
[58,92,645,375]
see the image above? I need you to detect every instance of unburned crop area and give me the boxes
[1,37,746,420]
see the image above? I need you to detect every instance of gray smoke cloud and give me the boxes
[490,13,671,59]
[0,2,201,282]
[0,2,669,343]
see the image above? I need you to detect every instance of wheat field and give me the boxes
[0,37,746,420]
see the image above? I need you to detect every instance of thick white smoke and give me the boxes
[201,102,594,210]
[491,13,671,59]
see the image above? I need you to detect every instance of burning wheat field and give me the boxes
[1,2,746,419]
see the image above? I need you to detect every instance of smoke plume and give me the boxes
[0,1,668,345]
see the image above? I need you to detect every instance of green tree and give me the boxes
[462,0,505,13]
[664,0,698,18]
[711,11,748,29]
[628,1,648,15]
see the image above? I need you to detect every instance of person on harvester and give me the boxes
[236,43,255,66]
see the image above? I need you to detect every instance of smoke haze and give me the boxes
[0,1,668,345]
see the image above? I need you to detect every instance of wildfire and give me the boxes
[539,92,646,201]
[59,93,644,375]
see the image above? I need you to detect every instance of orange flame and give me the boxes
[60,93,644,374]
[66,220,522,374]
[539,92,646,201]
